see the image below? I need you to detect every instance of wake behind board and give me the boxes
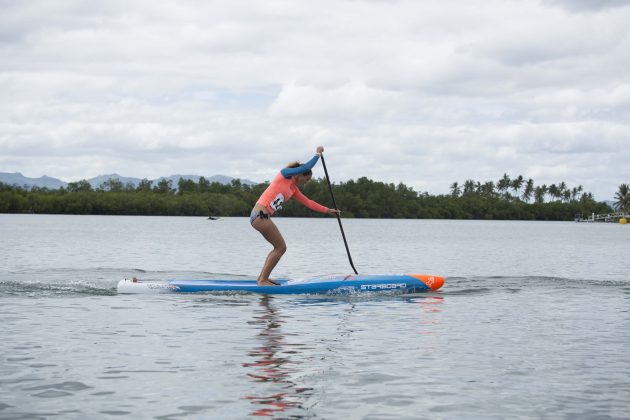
[117,274,444,295]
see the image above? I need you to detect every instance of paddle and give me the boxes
[320,153,359,275]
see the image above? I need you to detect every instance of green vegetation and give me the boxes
[0,174,612,220]
[614,184,630,213]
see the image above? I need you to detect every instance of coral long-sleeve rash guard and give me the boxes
[256,155,330,215]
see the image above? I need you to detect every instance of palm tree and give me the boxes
[522,178,534,202]
[463,179,476,196]
[548,184,560,201]
[558,182,567,202]
[497,173,511,200]
[450,182,461,198]
[475,181,482,195]
[480,181,496,198]
[614,184,630,213]
[563,189,571,202]
[580,192,594,204]
[570,185,583,202]
[511,175,524,200]
[534,185,547,203]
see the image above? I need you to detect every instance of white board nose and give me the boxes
[116,279,178,294]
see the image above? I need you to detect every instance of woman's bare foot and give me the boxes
[257,279,280,286]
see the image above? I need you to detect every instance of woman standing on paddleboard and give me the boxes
[251,146,340,286]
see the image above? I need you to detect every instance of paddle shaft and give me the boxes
[320,153,359,275]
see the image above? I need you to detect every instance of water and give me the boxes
[1,214,629,419]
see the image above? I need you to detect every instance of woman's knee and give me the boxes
[275,243,287,255]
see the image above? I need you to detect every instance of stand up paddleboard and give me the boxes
[117,274,444,295]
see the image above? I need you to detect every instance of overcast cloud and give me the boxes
[1,0,629,200]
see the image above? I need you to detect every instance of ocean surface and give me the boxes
[1,214,629,419]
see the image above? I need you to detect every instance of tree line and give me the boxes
[0,174,614,220]
[449,174,590,203]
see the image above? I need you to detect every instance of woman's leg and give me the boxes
[251,217,287,285]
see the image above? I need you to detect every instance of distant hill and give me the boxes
[86,174,145,189]
[153,174,247,187]
[0,172,67,189]
[0,172,257,190]
[603,200,617,210]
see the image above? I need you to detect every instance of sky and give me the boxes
[1,0,629,200]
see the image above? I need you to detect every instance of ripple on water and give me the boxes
[23,381,92,392]
[7,357,35,362]
[346,373,406,387]
[32,390,73,398]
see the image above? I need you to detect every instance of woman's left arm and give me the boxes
[281,154,320,179]
[292,189,330,214]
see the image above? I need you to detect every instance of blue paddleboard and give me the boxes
[117,274,444,295]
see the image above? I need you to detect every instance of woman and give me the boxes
[251,146,340,285]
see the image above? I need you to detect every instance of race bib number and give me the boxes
[270,193,285,211]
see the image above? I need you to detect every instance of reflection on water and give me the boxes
[418,295,444,311]
[242,296,314,417]
[414,296,444,361]
[240,295,443,417]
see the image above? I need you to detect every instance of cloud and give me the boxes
[1,0,629,200]
[541,0,630,12]
[269,81,407,119]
